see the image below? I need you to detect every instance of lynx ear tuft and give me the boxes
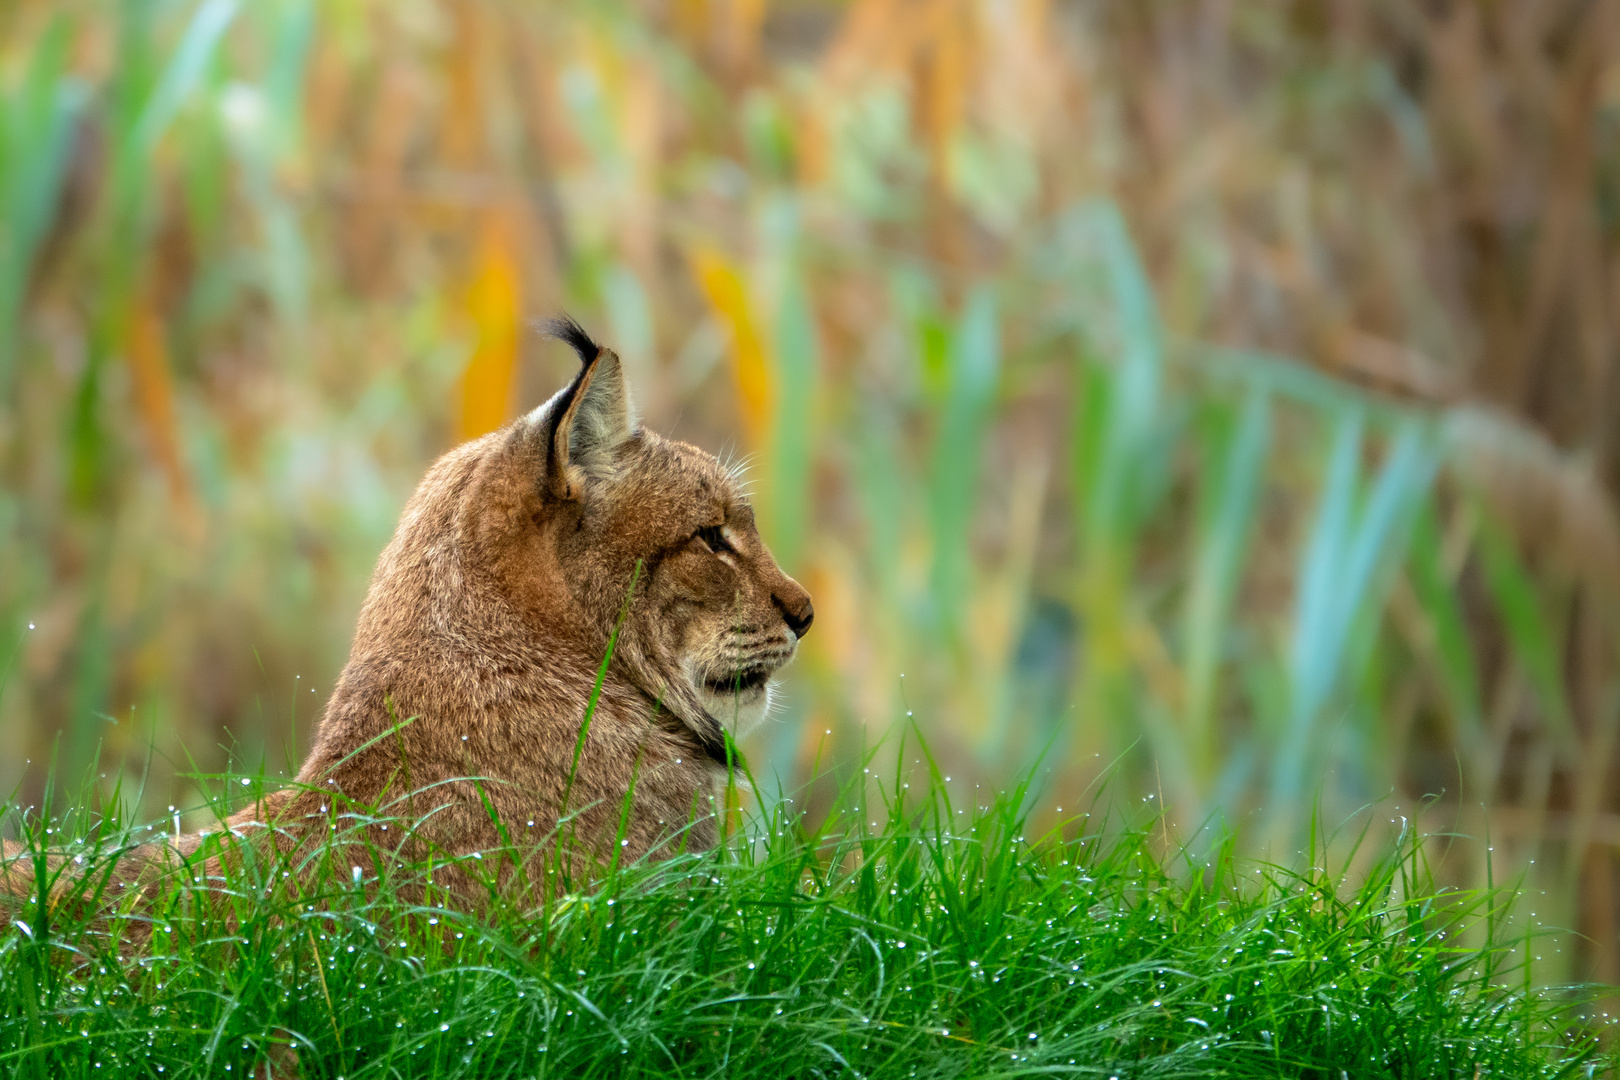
[534,316,637,500]
[541,314,600,366]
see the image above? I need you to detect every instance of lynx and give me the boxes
[3,317,813,905]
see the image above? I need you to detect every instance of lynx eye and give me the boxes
[694,524,731,554]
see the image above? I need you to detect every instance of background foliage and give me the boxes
[4,0,1620,988]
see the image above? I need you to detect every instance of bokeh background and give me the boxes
[4,0,1620,984]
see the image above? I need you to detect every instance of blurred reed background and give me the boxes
[4,0,1620,985]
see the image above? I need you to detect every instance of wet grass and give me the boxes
[0,754,1609,1079]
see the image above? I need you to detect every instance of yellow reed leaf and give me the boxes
[126,296,188,501]
[690,247,771,448]
[457,219,522,442]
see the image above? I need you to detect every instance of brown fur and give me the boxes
[2,318,812,910]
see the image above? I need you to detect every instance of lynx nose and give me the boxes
[774,587,814,639]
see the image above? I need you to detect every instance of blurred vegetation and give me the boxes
[3,0,1620,989]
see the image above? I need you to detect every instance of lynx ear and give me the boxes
[534,316,636,501]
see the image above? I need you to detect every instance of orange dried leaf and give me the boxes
[457,220,523,442]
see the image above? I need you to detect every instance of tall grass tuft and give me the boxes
[0,748,1605,1078]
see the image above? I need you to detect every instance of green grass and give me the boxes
[0,752,1608,1079]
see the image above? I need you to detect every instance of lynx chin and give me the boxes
[3,317,813,908]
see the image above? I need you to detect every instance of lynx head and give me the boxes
[455,317,812,763]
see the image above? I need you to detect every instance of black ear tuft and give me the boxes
[540,314,601,367]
